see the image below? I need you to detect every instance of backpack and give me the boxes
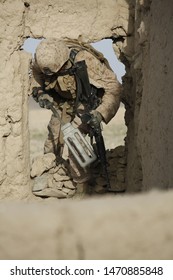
[64,38,112,71]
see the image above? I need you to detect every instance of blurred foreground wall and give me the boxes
[0,190,173,259]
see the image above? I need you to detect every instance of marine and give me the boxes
[31,38,122,197]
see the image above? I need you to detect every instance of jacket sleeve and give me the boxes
[75,50,122,124]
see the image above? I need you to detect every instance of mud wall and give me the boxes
[0,0,130,198]
[0,0,31,198]
[0,0,173,198]
[121,0,173,191]
[137,0,173,191]
[1,190,173,259]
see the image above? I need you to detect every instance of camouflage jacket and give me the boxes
[31,40,122,124]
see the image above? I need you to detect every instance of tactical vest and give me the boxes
[48,40,108,114]
[59,54,102,112]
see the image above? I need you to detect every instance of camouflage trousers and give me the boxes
[44,108,90,183]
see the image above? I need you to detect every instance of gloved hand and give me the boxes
[90,110,103,124]
[32,87,44,102]
[38,94,54,109]
[81,110,103,126]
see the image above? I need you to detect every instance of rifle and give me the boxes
[81,113,111,190]
[74,60,111,190]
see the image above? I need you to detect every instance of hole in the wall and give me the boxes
[23,38,43,57]
[23,38,127,161]
[92,39,125,83]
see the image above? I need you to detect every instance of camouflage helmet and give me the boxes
[35,38,70,74]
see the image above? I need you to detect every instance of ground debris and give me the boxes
[30,153,56,178]
[31,145,126,198]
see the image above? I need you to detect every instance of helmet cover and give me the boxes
[35,38,70,74]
